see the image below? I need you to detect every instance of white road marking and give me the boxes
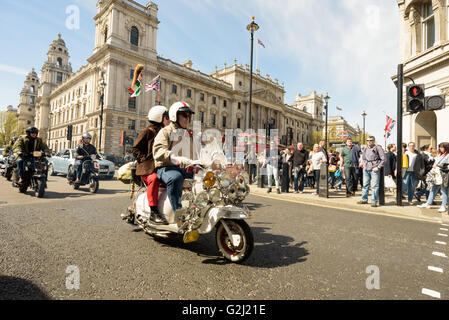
[422,289,441,299]
[438,233,448,237]
[432,252,448,258]
[440,228,449,231]
[442,224,449,226]
[435,241,447,245]
[428,266,444,273]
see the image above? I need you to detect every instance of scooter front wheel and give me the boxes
[89,178,99,193]
[215,219,254,264]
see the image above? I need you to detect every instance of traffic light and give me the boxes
[425,95,446,111]
[67,125,73,141]
[406,84,425,113]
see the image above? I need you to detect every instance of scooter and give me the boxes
[67,154,100,193]
[18,151,48,198]
[122,149,254,263]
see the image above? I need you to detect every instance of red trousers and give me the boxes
[141,173,160,207]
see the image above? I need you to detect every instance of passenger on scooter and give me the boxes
[13,127,50,184]
[74,133,101,183]
[153,101,196,214]
[132,105,171,225]
[3,137,18,156]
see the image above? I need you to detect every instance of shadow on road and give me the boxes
[41,189,127,199]
[0,276,51,300]
[151,224,309,268]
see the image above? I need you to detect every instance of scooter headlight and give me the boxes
[228,183,239,200]
[203,171,216,188]
[194,192,209,209]
[219,172,232,188]
[208,188,222,204]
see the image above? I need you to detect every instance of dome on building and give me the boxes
[51,33,67,48]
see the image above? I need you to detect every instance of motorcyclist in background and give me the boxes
[3,137,18,156]
[13,127,50,184]
[74,133,102,183]
[132,105,170,225]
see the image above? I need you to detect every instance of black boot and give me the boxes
[150,207,169,225]
[267,187,272,194]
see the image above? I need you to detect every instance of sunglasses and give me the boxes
[367,139,374,142]
[179,112,192,119]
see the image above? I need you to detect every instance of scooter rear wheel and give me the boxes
[215,219,254,264]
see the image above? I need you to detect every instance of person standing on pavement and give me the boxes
[402,142,425,206]
[310,143,327,196]
[339,138,359,197]
[263,141,281,194]
[281,147,293,193]
[418,142,449,213]
[357,136,386,207]
[319,140,329,163]
[245,145,257,185]
[384,144,397,181]
[292,142,309,194]
[414,145,434,203]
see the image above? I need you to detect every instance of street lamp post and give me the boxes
[47,111,53,152]
[361,110,367,145]
[324,93,330,149]
[98,70,107,154]
[246,16,259,130]
[247,17,261,187]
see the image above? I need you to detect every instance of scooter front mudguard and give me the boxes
[198,205,250,235]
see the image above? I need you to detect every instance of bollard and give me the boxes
[379,167,385,205]
[319,163,329,198]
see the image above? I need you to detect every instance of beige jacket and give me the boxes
[153,122,194,169]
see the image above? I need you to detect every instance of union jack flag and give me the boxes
[145,75,160,92]
[257,38,265,48]
[384,115,396,139]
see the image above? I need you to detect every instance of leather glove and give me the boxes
[170,154,192,166]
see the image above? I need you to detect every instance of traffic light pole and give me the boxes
[397,64,403,207]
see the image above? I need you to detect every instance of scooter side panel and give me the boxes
[198,206,248,235]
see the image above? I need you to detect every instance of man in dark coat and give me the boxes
[384,144,397,180]
[132,105,170,224]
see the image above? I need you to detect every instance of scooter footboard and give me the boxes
[198,206,249,235]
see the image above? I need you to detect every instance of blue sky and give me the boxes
[0,0,400,143]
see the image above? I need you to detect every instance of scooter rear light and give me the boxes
[94,162,99,169]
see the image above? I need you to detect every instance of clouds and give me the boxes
[0,64,28,76]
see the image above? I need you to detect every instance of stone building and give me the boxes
[32,0,324,155]
[393,0,449,147]
[17,69,40,127]
[326,116,361,147]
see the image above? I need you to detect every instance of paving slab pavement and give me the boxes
[249,184,449,224]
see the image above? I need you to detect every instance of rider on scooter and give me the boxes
[3,137,18,156]
[74,133,102,183]
[153,101,196,214]
[132,105,171,225]
[13,127,50,184]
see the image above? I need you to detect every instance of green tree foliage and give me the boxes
[0,113,25,147]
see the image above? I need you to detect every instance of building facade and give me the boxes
[32,0,324,155]
[393,0,449,147]
[17,69,40,127]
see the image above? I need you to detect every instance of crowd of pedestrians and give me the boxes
[251,137,449,214]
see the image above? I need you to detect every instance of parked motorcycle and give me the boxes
[18,151,49,198]
[3,154,17,181]
[122,142,254,264]
[67,154,100,193]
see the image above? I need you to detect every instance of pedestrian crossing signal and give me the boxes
[406,84,425,114]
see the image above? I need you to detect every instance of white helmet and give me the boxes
[169,101,195,123]
[148,105,168,123]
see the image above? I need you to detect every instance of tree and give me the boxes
[307,131,324,149]
[0,113,24,147]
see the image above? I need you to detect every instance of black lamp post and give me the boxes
[324,93,330,149]
[361,110,367,145]
[98,70,107,154]
[47,111,53,151]
[246,16,259,130]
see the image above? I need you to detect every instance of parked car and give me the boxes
[102,153,125,167]
[48,149,115,179]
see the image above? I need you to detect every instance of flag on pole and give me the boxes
[145,75,161,92]
[336,106,343,111]
[257,38,265,48]
[128,64,144,99]
[384,115,396,139]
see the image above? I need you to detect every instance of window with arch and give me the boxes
[104,26,108,44]
[30,86,35,93]
[57,57,63,67]
[130,26,139,46]
[422,1,435,50]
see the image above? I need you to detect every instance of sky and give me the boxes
[0,0,400,143]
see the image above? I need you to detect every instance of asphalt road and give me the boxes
[0,176,448,300]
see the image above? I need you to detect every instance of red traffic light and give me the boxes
[409,85,422,97]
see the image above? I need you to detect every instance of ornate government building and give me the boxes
[18,0,325,155]
[393,0,449,147]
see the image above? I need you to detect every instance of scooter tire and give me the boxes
[215,219,254,264]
